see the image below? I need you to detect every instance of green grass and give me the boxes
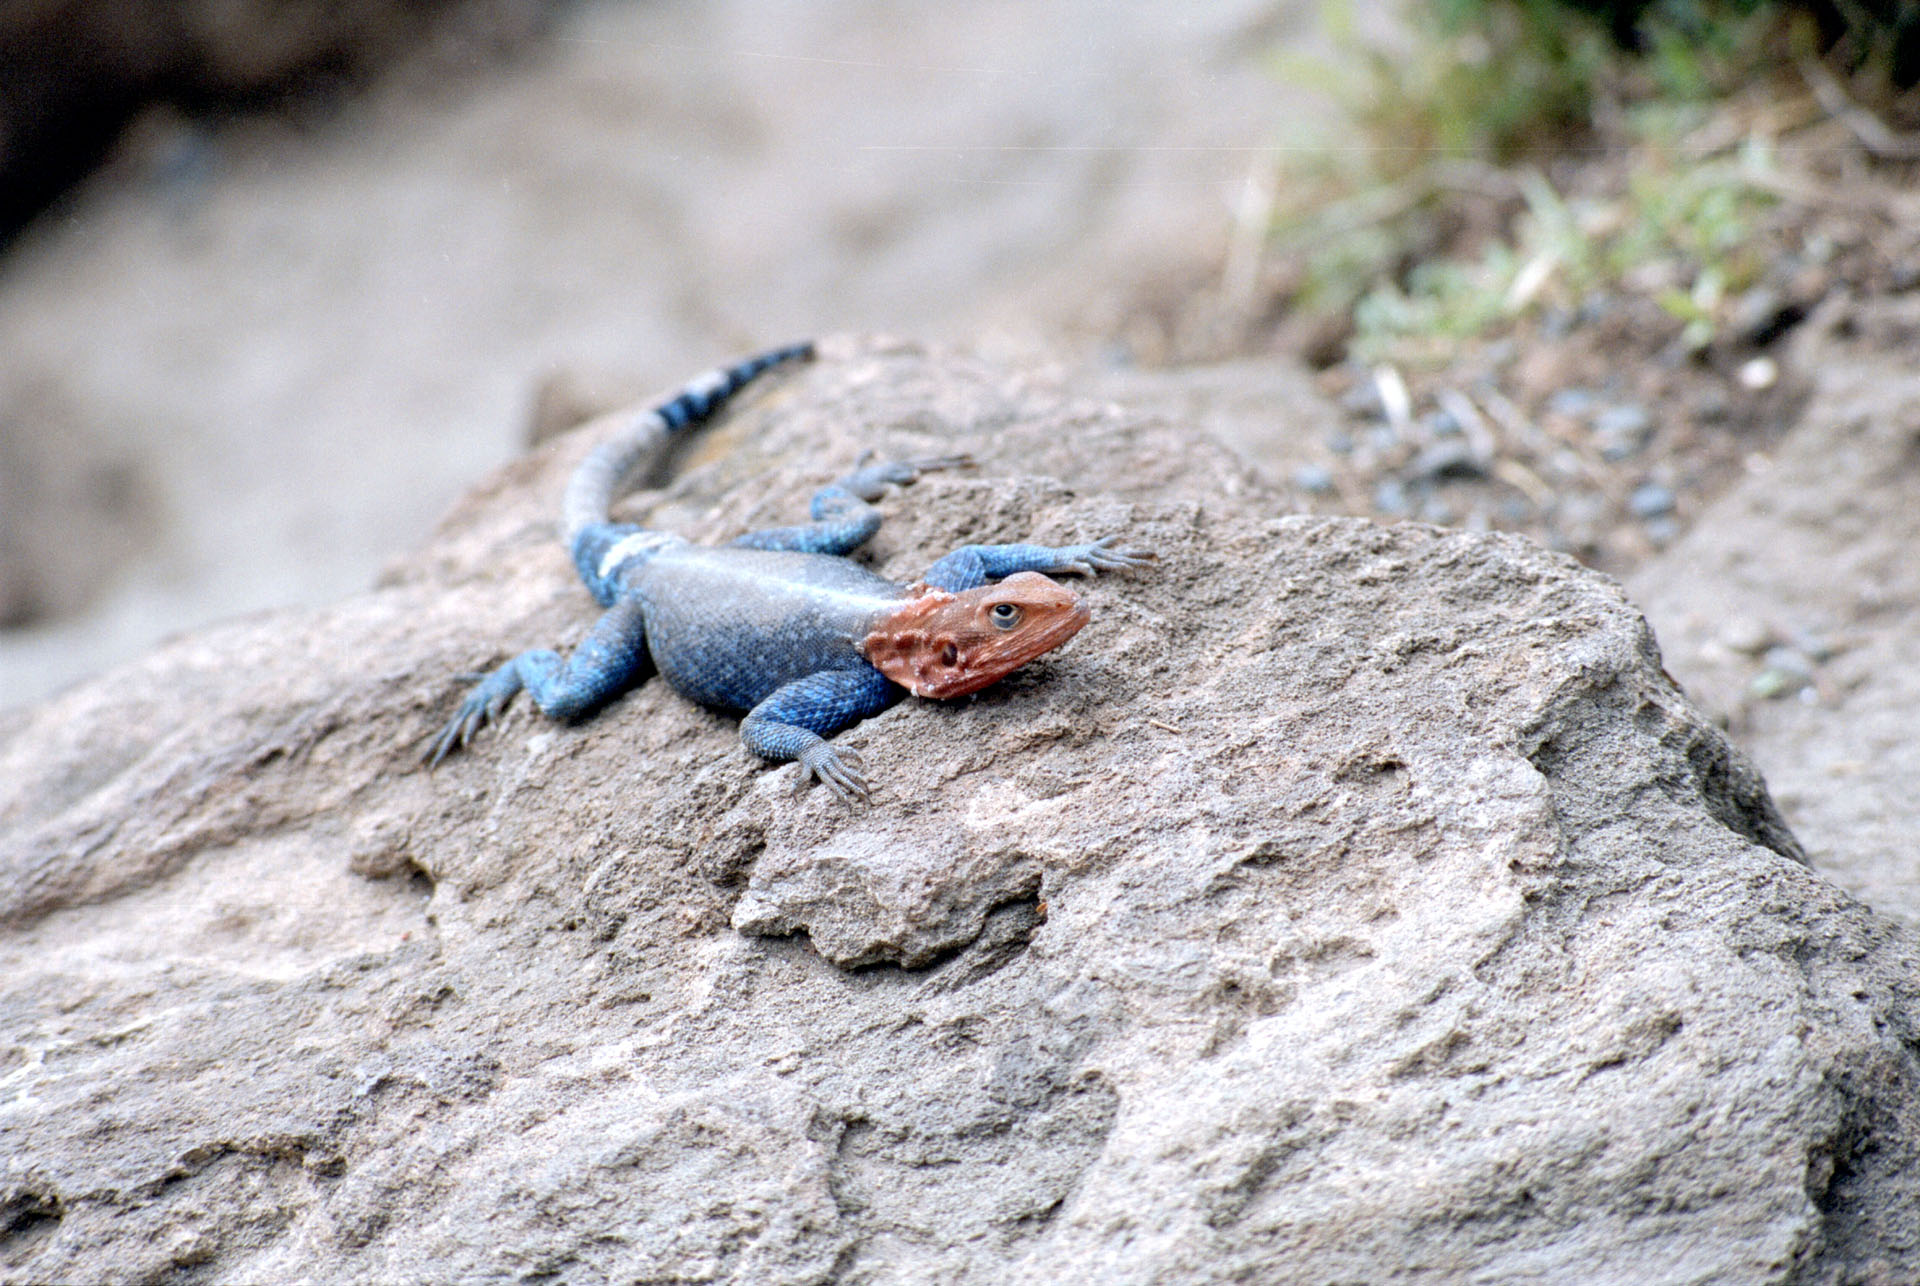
[1267,0,1809,365]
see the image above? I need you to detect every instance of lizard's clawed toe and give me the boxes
[801,742,870,804]
[1078,535,1157,573]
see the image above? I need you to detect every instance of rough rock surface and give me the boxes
[4,341,1917,1284]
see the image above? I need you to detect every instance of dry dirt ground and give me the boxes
[0,0,1912,930]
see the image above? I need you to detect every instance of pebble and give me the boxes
[1323,429,1355,455]
[1729,287,1784,342]
[1749,667,1807,700]
[1292,463,1337,495]
[1373,478,1409,516]
[1719,616,1774,656]
[1761,645,1815,680]
[1342,382,1384,418]
[1411,441,1486,481]
[1737,356,1778,391]
[1547,388,1598,419]
[1750,646,1817,701]
[1628,483,1676,518]
[1594,403,1652,461]
[1593,404,1651,437]
[1791,631,1835,663]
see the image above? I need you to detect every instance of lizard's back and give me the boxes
[632,544,907,712]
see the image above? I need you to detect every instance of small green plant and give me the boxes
[1343,139,1778,363]
[1267,0,1801,365]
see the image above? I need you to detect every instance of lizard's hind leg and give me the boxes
[731,454,970,556]
[427,601,652,766]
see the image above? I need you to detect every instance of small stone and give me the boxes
[1594,403,1652,461]
[1292,463,1337,495]
[1426,408,1463,438]
[1792,631,1836,663]
[1719,616,1773,656]
[1629,484,1676,519]
[1761,645,1815,680]
[1594,404,1650,437]
[1749,667,1807,700]
[1547,388,1598,419]
[1342,383,1384,418]
[1374,478,1409,516]
[1411,441,1485,481]
[1642,516,1680,546]
[1324,429,1355,455]
[1730,287,1784,342]
[1737,357,1778,391]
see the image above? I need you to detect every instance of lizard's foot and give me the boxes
[425,664,524,768]
[1045,535,1157,577]
[845,453,974,493]
[799,741,870,804]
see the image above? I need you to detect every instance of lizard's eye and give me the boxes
[989,602,1022,631]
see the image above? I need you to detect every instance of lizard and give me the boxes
[425,341,1152,801]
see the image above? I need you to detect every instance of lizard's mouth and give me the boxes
[861,573,1091,699]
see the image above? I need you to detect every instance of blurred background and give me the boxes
[2,0,1916,724]
[0,0,1314,704]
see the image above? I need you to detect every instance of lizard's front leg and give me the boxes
[426,601,651,766]
[920,535,1155,593]
[738,666,899,802]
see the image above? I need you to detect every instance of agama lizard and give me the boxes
[426,342,1152,801]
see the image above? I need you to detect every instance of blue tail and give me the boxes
[561,341,815,545]
[653,341,815,432]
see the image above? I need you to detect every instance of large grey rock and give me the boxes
[3,340,1915,1284]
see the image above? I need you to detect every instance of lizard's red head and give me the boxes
[861,572,1091,699]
